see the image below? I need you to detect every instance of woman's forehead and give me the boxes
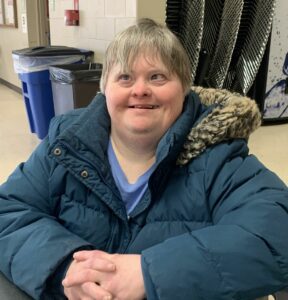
[115,52,169,72]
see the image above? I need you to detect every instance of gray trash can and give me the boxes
[49,63,102,115]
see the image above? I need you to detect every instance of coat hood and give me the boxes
[177,86,262,165]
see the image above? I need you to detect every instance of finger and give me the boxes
[73,251,116,272]
[64,284,112,300]
[73,250,111,261]
[63,269,99,288]
[82,282,113,300]
[82,257,116,272]
[64,286,83,300]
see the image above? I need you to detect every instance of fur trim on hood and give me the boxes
[176,86,262,165]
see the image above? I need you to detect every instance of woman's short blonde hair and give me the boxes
[100,18,192,94]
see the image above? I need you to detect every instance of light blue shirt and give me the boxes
[108,139,156,215]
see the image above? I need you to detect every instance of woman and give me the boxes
[0,19,288,300]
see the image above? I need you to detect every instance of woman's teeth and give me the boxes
[129,105,159,109]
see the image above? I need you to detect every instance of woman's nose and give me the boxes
[131,79,151,97]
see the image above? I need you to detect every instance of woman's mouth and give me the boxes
[128,105,159,109]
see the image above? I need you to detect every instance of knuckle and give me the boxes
[82,281,91,289]
[112,253,120,259]
[85,259,94,269]
[104,280,116,292]
[92,249,101,256]
[101,281,111,291]
[82,269,94,280]
[82,282,95,295]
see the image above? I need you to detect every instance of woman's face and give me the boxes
[105,54,186,144]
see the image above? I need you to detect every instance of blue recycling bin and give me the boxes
[12,46,93,139]
[18,70,54,139]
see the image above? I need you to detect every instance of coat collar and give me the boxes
[176,87,262,165]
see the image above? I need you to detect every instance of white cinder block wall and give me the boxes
[0,0,165,87]
[48,0,165,63]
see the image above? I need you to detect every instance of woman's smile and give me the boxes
[128,104,160,109]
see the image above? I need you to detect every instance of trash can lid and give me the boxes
[12,46,93,57]
[49,63,102,83]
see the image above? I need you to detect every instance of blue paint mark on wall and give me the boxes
[264,52,288,119]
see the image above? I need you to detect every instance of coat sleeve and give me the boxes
[141,140,288,300]
[0,136,94,299]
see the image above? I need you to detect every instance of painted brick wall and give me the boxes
[48,0,138,62]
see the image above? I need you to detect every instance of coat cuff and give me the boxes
[141,255,159,300]
[42,245,94,299]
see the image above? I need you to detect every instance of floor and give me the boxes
[0,84,40,184]
[0,83,288,185]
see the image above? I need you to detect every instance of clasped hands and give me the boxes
[62,250,146,300]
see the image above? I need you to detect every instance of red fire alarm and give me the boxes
[65,9,79,26]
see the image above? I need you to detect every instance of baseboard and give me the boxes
[0,78,22,94]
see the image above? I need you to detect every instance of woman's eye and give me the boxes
[151,74,166,81]
[118,74,131,81]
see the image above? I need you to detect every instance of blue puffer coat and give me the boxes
[0,90,288,300]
